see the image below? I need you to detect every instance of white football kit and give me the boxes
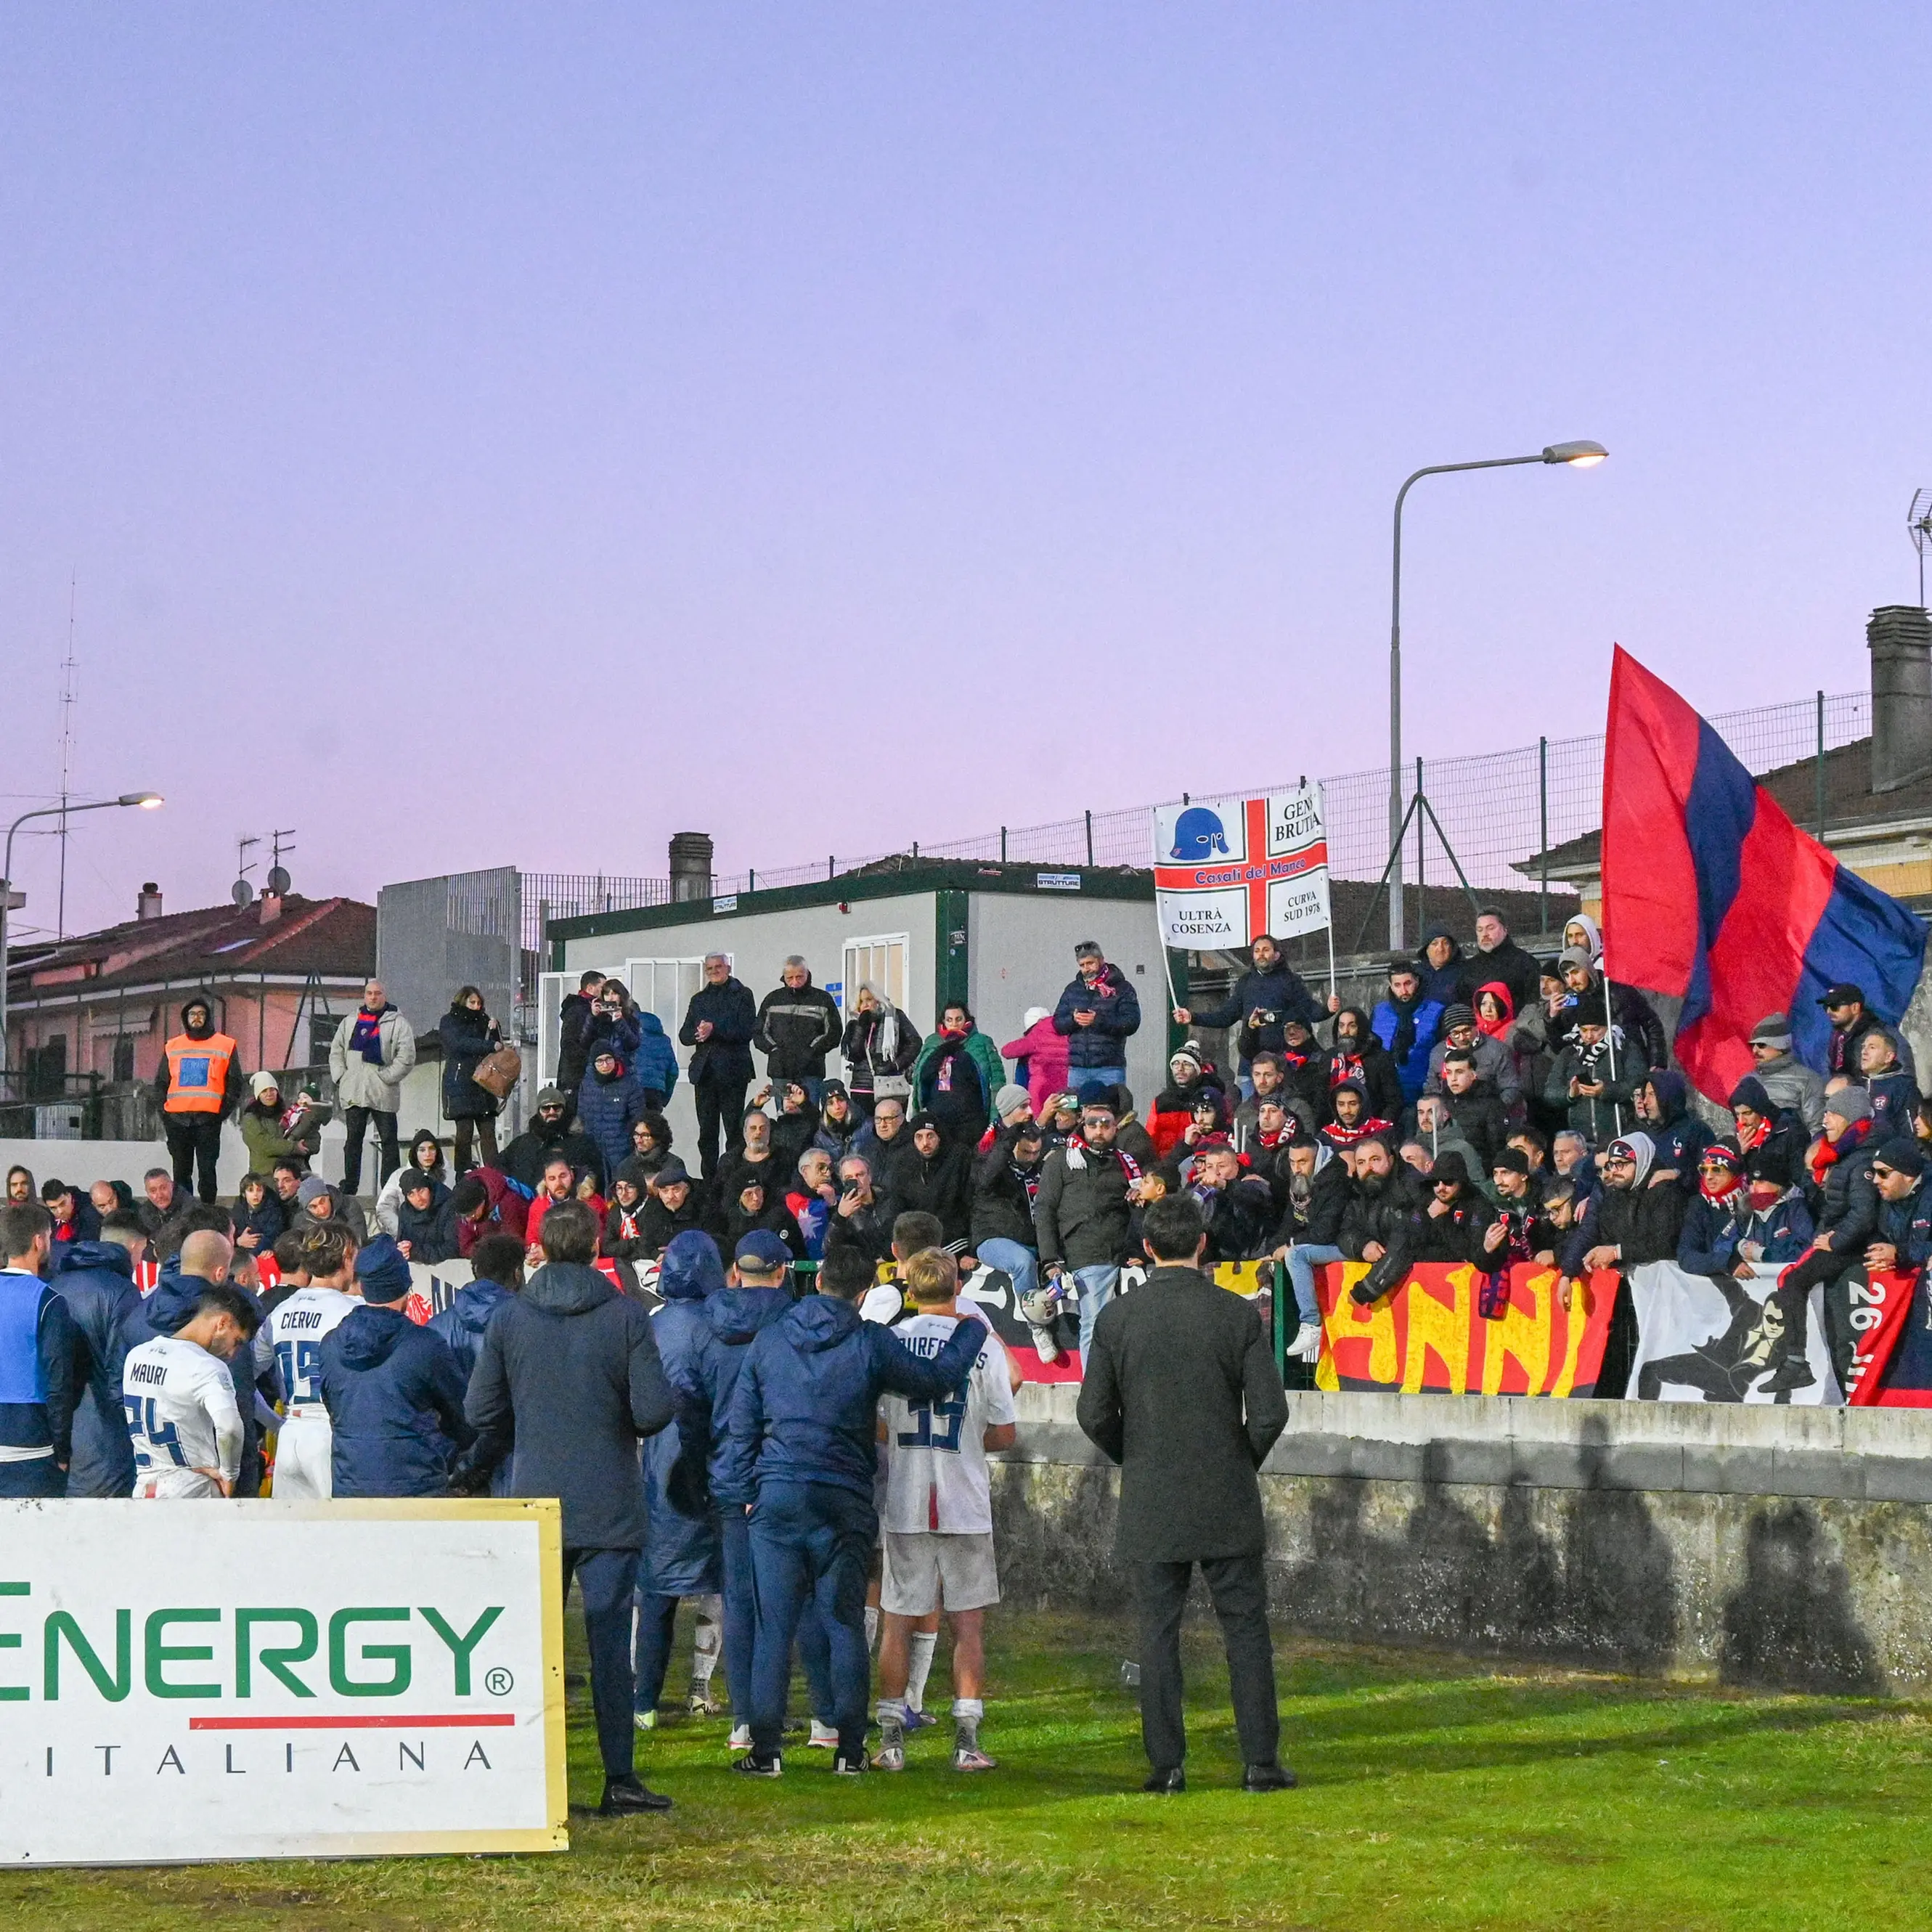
[123,1334,242,1499]
[259,1287,359,1499]
[880,1313,1016,1536]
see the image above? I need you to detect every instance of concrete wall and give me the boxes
[969,892,1167,1107]
[993,1385,1932,1692]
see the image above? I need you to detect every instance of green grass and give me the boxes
[7,1610,1932,1931]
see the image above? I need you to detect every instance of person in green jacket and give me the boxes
[237,1072,322,1175]
[910,1003,1008,1152]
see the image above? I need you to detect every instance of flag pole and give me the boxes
[1602,961,1621,1139]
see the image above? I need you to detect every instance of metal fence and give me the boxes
[696,688,1872,898]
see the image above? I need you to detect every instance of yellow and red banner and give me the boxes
[1312,1261,1617,1398]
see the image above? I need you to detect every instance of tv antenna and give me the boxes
[54,576,78,940]
[232,833,259,908]
[266,828,296,897]
[1912,490,1932,609]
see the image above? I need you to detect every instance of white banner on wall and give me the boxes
[1624,1261,1841,1404]
[1152,786,1332,950]
[0,1499,568,1866]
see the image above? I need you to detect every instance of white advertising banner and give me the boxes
[1624,1261,1841,1404]
[1152,786,1332,950]
[0,1499,568,1866]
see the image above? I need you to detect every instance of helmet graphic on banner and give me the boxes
[1170,807,1230,863]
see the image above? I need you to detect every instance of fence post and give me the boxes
[1538,735,1549,936]
[828,855,835,881]
[912,841,919,860]
[1816,690,1827,840]
[1000,826,1007,862]
[748,869,755,893]
[1414,757,1424,939]
[1085,810,1094,867]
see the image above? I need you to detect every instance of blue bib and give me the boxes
[0,1273,51,1406]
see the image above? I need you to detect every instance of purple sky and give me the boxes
[3,7,1929,937]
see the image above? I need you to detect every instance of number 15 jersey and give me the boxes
[879,1313,1016,1536]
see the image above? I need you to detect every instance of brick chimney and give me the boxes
[1870,606,1932,794]
[669,832,714,903]
[136,882,163,921]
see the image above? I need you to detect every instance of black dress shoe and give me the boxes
[1142,1766,1186,1793]
[599,1775,674,1814]
[1242,1763,1297,1792]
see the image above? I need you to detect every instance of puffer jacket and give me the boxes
[440,1002,502,1121]
[640,1234,725,1595]
[668,1284,795,1506]
[50,1239,142,1496]
[755,977,843,1082]
[1033,1137,1135,1269]
[328,1004,417,1113]
[319,1305,472,1497]
[1052,965,1143,1069]
[576,1058,655,1182]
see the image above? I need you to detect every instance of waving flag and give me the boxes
[1602,647,1927,1101]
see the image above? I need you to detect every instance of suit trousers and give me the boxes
[693,1077,749,1183]
[563,1546,640,1779]
[1134,1552,1279,1773]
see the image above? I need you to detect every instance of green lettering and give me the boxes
[328,1607,411,1697]
[236,1610,317,1699]
[44,1610,131,1701]
[417,1605,502,1696]
[0,1580,25,1703]
[144,1609,221,1699]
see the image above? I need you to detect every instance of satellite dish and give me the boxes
[232,879,255,908]
[266,865,291,895]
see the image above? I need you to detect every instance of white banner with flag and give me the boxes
[1624,1260,1841,1404]
[1152,786,1332,950]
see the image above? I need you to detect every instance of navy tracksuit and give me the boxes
[319,1303,473,1496]
[720,1294,985,1758]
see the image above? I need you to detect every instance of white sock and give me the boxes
[907,1630,939,1713]
[690,1601,722,1686]
[865,1605,880,1652]
[876,1695,907,1732]
[953,1696,984,1745]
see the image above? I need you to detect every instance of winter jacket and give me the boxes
[526,1190,606,1260]
[1273,1152,1350,1249]
[502,1119,606,1194]
[678,977,758,1088]
[428,1280,515,1385]
[1338,1172,1416,1266]
[374,1148,449,1235]
[720,1292,985,1502]
[911,1029,1006,1126]
[1442,1083,1510,1172]
[668,1284,799,1505]
[1750,1050,1826,1136]
[0,1267,82,1471]
[1034,1138,1136,1270]
[770,1099,822,1176]
[1424,1030,1522,1110]
[455,1167,530,1256]
[235,1192,289,1255]
[634,1191,706,1258]
[1052,965,1142,1068]
[1411,1191,1498,1266]
[465,1260,674,1547]
[755,978,843,1082]
[603,1188,653,1262]
[1867,1067,1922,1141]
[240,1103,307,1173]
[1644,1070,1713,1188]
[1183,963,1323,1068]
[1806,1131,1881,1255]
[1545,1037,1648,1144]
[821,1191,897,1265]
[1454,938,1542,1019]
[1002,1016,1071,1115]
[1731,1191,1817,1264]
[708,1183,806,1261]
[440,1002,503,1122]
[627,1011,680,1101]
[327,1003,417,1114]
[1194,1175,1279,1263]
[1562,1180,1687,1278]
[889,1144,973,1244]
[1415,928,1467,1008]
[1320,1028,1406,1130]
[319,1305,473,1498]
[810,1091,866,1167]
[49,1240,142,1496]
[291,1189,370,1244]
[555,991,596,1099]
[640,1246,724,1595]
[970,1142,1041,1250]
[576,1059,656,1182]
[841,1006,921,1097]
[397,1189,462,1264]
[1371,995,1445,1106]
[1872,1178,1932,1271]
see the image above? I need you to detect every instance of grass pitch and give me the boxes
[6,1609,1931,1931]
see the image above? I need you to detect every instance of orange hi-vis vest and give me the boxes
[163,1032,237,1114]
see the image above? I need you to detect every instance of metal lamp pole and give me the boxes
[1387,441,1606,953]
[1,792,163,1082]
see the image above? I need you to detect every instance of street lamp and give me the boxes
[0,793,165,1082]
[1386,441,1607,951]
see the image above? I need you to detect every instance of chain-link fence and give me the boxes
[696,688,1871,899]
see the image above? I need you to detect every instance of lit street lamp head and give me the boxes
[1543,441,1607,467]
[120,792,165,808]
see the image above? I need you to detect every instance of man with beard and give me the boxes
[1371,962,1443,1110]
[1171,933,1324,1096]
[502,1085,606,1194]
[1035,1091,1138,1366]
[1454,909,1542,1018]
[1480,1150,1562,1270]
[1270,1140,1348,1361]
[1409,1152,1494,1265]
[154,994,245,1204]
[1559,1133,1688,1397]
[1322,1008,1404,1130]
[1337,1136,1417,1307]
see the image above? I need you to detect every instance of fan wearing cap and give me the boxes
[1556,1135,1687,1384]
[1422,1003,1519,1111]
[635,1160,704,1259]
[1147,1046,1225,1158]
[317,1234,473,1498]
[1819,983,1915,1087]
[1676,1142,1757,1281]
[1864,1141,1932,1277]
[1745,1014,1825,1136]
[1480,1149,1561,1268]
[1410,1152,1495,1265]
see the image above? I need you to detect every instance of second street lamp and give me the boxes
[1386,441,1607,952]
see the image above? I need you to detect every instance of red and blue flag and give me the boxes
[1602,646,1927,1104]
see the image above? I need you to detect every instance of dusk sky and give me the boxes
[3,7,1928,937]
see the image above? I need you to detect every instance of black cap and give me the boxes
[1820,983,1867,1009]
[1873,1139,1928,1178]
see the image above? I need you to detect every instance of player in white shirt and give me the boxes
[258,1223,361,1499]
[874,1247,1019,1772]
[123,1280,260,1499]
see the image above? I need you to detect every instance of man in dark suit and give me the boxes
[1075,1191,1292,1793]
[679,952,759,1183]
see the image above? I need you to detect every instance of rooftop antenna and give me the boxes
[266,828,296,897]
[54,575,78,940]
[1911,490,1932,609]
[232,833,259,908]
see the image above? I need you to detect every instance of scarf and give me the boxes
[350,1006,388,1065]
[1328,1048,1365,1090]
[872,1006,902,1066]
[1382,995,1423,1067]
[1321,1116,1393,1149]
[1698,1170,1744,1207]
[1810,1115,1873,1187]
[1735,1113,1770,1152]
[1063,1135,1141,1186]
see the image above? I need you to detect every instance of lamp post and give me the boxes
[0,793,163,1083]
[1386,441,1606,952]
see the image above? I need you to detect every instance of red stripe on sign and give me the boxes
[189,1713,518,1730]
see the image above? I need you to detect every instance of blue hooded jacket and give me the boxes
[427,1279,515,1494]
[320,1304,473,1497]
[641,1231,725,1594]
[672,1284,796,1507]
[1644,1070,1713,1191]
[721,1292,986,1503]
[576,1056,657,1182]
[51,1240,142,1496]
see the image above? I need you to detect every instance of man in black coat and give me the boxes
[465,1199,676,1817]
[1170,934,1324,1085]
[680,953,758,1183]
[1076,1191,1292,1793]
[754,957,843,1101]
[1454,909,1543,1019]
[555,971,608,1101]
[502,1086,606,1193]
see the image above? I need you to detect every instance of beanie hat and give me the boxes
[296,1173,330,1207]
[994,1085,1032,1120]
[1022,1006,1051,1031]
[1875,1138,1928,1178]
[537,1085,568,1109]
[249,1070,280,1100]
[1169,1043,1204,1074]
[1491,1149,1529,1175]
[1076,1080,1117,1114]
[1825,1087,1874,1126]
[354,1234,413,1303]
[1748,1012,1793,1049]
[1442,1003,1476,1031]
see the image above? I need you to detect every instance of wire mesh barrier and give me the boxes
[517,871,670,959]
[690,688,1872,901]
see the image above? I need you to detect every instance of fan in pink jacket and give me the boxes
[1003,1006,1070,1114]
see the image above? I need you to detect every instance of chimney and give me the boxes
[136,882,163,921]
[1870,606,1932,794]
[669,832,714,903]
[258,891,283,926]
